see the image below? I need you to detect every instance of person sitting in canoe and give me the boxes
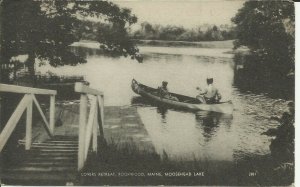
[158,81,179,101]
[196,78,222,104]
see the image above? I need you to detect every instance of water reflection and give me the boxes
[133,96,234,160]
[137,106,235,160]
[37,45,289,162]
[131,96,152,106]
[156,107,168,123]
[195,111,232,142]
[132,96,232,138]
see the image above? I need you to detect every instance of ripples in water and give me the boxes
[37,45,290,162]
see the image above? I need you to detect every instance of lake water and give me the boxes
[37,44,289,162]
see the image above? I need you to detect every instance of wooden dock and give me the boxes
[0,83,153,185]
[2,136,79,185]
[0,83,103,185]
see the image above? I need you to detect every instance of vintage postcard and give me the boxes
[0,0,296,186]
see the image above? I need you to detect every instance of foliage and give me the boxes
[81,140,294,186]
[0,0,140,82]
[232,0,295,78]
[130,22,236,42]
[78,21,235,46]
[97,22,140,60]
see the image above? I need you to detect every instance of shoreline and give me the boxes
[71,40,249,58]
[73,39,235,49]
[133,39,234,49]
[71,40,249,56]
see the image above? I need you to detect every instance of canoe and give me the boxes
[131,79,234,114]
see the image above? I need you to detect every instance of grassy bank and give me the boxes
[80,140,294,186]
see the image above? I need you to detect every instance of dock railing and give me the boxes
[0,83,56,152]
[74,82,104,170]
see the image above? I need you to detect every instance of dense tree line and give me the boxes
[79,21,236,42]
[130,22,236,41]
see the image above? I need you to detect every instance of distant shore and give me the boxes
[74,39,234,49]
[133,39,235,49]
[72,39,249,55]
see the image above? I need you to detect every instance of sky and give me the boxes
[114,0,246,28]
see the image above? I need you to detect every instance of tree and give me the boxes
[130,23,235,42]
[0,0,140,84]
[158,25,185,41]
[232,0,294,77]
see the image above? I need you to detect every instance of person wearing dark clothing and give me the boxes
[158,81,169,98]
[158,81,179,101]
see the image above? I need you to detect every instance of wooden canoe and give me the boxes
[131,79,234,114]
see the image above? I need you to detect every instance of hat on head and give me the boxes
[206,77,213,84]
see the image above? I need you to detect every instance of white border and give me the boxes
[295,2,299,187]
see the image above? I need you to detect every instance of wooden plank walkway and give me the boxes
[31,103,154,150]
[1,102,154,185]
[1,136,79,185]
[0,83,104,185]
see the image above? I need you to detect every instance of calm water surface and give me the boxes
[38,45,289,161]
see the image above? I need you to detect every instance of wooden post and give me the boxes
[101,96,104,126]
[97,95,105,137]
[25,94,33,150]
[49,95,55,134]
[78,94,87,170]
[100,95,104,133]
[92,100,98,153]
[84,97,96,159]
[97,96,104,125]
[75,83,104,169]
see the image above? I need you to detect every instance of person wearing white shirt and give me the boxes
[196,78,222,104]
